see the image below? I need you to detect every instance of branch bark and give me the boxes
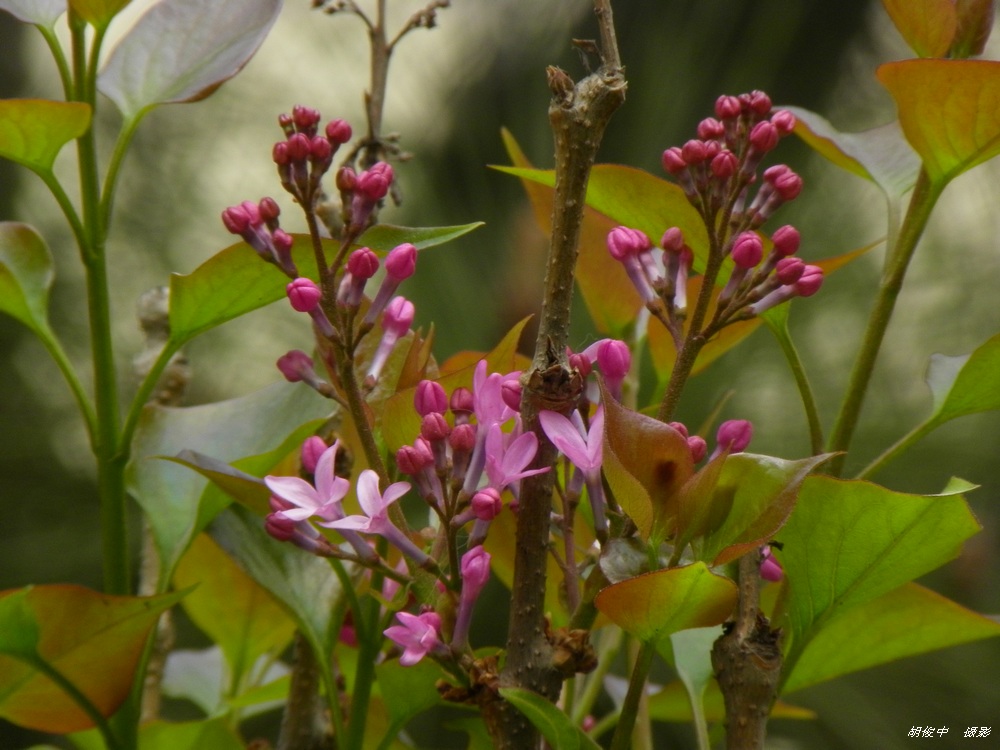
[483,3,626,746]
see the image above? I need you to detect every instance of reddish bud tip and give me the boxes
[715,95,742,120]
[795,265,823,297]
[221,205,250,234]
[661,146,687,175]
[347,247,380,279]
[776,256,805,285]
[292,104,321,132]
[396,444,433,475]
[597,339,631,381]
[450,387,474,416]
[258,197,281,223]
[681,139,708,165]
[300,436,328,475]
[272,229,293,254]
[385,243,417,280]
[749,121,779,153]
[731,232,763,269]
[336,166,357,192]
[276,349,315,382]
[568,351,592,379]
[286,278,322,312]
[472,488,503,521]
[325,118,352,144]
[383,296,415,335]
[661,227,685,253]
[687,435,707,463]
[500,377,523,412]
[771,225,800,256]
[747,90,772,116]
[310,135,332,162]
[770,109,796,135]
[697,117,725,140]
[710,151,738,179]
[607,226,650,260]
[717,419,753,453]
[449,422,477,453]
[773,170,803,201]
[415,379,448,416]
[421,412,451,442]
[669,421,689,438]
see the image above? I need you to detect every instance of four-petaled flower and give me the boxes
[538,406,604,482]
[383,611,445,666]
[484,423,549,491]
[265,442,349,523]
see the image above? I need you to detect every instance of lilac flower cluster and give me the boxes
[609,91,824,340]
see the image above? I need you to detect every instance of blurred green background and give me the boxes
[2,0,999,748]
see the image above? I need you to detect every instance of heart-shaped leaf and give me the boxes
[878,59,1000,185]
[127,380,330,584]
[780,475,981,650]
[0,99,90,173]
[173,534,295,683]
[784,106,920,197]
[881,0,957,57]
[782,582,1000,694]
[0,585,184,733]
[594,563,737,644]
[98,0,282,122]
[0,0,66,28]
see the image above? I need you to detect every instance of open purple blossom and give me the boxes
[384,611,446,666]
[484,423,549,494]
[323,469,429,565]
[265,442,349,523]
[539,406,608,539]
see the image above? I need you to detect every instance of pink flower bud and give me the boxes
[277,112,294,134]
[300,436,327,475]
[309,135,332,162]
[272,228,292,255]
[287,277,322,312]
[461,545,492,598]
[272,141,290,165]
[771,109,796,135]
[668,421,689,438]
[607,226,649,260]
[421,412,451,442]
[731,232,763,269]
[710,150,738,179]
[715,95,742,119]
[472,488,503,521]
[703,140,721,160]
[687,435,707,463]
[661,146,687,174]
[258,196,280,223]
[415,380,448,416]
[716,419,753,453]
[568,351,592,379]
[347,247,380,279]
[449,422,477,453]
[382,296,415,337]
[681,139,708,165]
[287,132,311,161]
[760,545,783,582]
[385,243,417,280]
[396,443,433,475]
[265,512,296,542]
[336,166,357,192]
[292,104,321,132]
[450,387,474,417]
[597,339,631,382]
[771,225,800,257]
[795,265,824,297]
[357,165,392,201]
[697,117,725,140]
[773,170,803,201]
[661,227,685,253]
[776,256,805,285]
[276,349,315,382]
[325,118,352,144]
[747,90,772,116]
[501,378,522,412]
[749,121,779,153]
[222,205,251,234]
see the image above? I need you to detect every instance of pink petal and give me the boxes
[355,469,383,517]
[264,475,320,510]
[539,411,588,467]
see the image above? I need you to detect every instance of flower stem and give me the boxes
[826,169,944,475]
[609,639,655,750]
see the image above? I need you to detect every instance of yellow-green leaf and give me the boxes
[881,0,957,57]
[0,99,90,173]
[878,59,1000,184]
[69,0,130,29]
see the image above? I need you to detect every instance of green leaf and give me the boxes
[207,504,343,677]
[161,646,289,717]
[0,99,90,173]
[0,585,184,733]
[69,0,131,30]
[0,0,66,28]
[783,582,1000,693]
[138,718,244,750]
[166,450,272,517]
[170,225,478,347]
[127,380,330,584]
[784,106,919,197]
[927,332,1000,422]
[878,59,1000,185]
[97,0,282,122]
[0,222,54,335]
[594,563,737,644]
[881,0,957,58]
[173,534,295,683]
[697,453,831,567]
[780,475,981,650]
[375,658,444,729]
[499,688,602,750]
[668,626,720,744]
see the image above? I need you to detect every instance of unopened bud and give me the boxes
[287,277,322,312]
[415,379,448,416]
[771,225,800,257]
[385,243,417,280]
